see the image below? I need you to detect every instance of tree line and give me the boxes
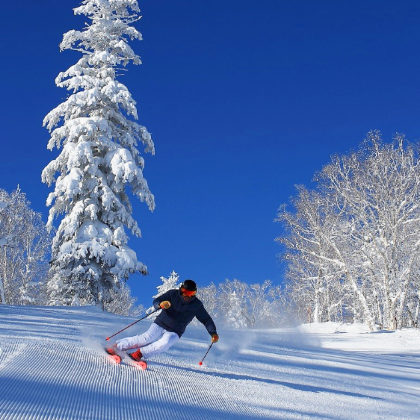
[148,271,288,329]
[277,132,420,330]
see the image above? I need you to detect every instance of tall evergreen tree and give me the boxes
[42,0,155,307]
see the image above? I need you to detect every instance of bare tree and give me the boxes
[277,187,356,325]
[0,188,51,305]
[277,132,420,330]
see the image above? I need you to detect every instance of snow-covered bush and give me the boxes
[103,282,144,316]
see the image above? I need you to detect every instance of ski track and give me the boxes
[1,306,420,419]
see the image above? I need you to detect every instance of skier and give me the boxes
[114,280,219,365]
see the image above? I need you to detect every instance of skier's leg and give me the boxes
[115,323,164,351]
[141,330,179,359]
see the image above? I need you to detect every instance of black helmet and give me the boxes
[180,279,197,291]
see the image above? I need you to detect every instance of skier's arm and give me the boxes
[196,304,218,338]
[153,290,172,310]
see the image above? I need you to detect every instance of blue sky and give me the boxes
[2,0,420,307]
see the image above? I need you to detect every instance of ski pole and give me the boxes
[105,308,159,341]
[198,342,214,366]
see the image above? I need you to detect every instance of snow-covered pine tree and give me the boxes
[225,291,248,329]
[147,271,181,316]
[42,0,155,308]
[155,270,181,297]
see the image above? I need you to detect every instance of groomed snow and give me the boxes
[0,305,419,419]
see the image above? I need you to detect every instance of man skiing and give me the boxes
[113,280,219,367]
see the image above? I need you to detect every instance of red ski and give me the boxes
[104,346,147,370]
[127,350,147,370]
[104,346,122,364]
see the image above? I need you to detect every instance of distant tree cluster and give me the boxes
[152,273,288,329]
[277,132,420,330]
[0,188,51,305]
[199,279,288,328]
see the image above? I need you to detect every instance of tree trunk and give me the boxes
[313,287,320,323]
[348,273,376,331]
[0,277,5,304]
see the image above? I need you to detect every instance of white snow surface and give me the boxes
[1,306,420,419]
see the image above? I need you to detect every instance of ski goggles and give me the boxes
[181,288,197,297]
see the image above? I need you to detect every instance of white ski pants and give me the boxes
[116,323,179,359]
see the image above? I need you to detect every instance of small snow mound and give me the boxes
[298,322,370,335]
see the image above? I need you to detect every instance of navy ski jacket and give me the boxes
[153,289,217,338]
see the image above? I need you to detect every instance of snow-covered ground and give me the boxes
[0,305,419,419]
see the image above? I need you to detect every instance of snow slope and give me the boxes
[1,305,420,420]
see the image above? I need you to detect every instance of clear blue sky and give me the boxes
[2,0,420,307]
